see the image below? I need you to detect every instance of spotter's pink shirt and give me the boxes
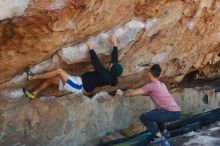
[142,80,181,111]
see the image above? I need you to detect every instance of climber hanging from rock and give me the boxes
[23,34,123,99]
[116,64,181,146]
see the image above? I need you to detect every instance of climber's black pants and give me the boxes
[140,109,181,135]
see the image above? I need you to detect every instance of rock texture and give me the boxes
[0,89,220,146]
[0,0,220,94]
[0,0,220,146]
[0,92,149,146]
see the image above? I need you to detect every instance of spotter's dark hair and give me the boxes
[150,64,161,78]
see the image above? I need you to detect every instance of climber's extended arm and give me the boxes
[110,34,119,63]
[123,88,145,97]
[111,46,119,63]
[89,50,106,73]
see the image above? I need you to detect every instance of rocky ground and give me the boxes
[100,121,220,146]
[169,121,220,146]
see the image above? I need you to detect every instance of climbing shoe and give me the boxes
[25,67,34,80]
[23,88,36,100]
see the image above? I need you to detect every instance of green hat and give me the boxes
[110,63,123,77]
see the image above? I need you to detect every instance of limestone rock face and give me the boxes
[0,0,220,146]
[0,93,149,146]
[0,90,219,146]
[0,0,219,93]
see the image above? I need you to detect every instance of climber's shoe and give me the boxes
[23,88,36,100]
[25,67,34,80]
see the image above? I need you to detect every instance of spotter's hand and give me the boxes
[116,89,124,96]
